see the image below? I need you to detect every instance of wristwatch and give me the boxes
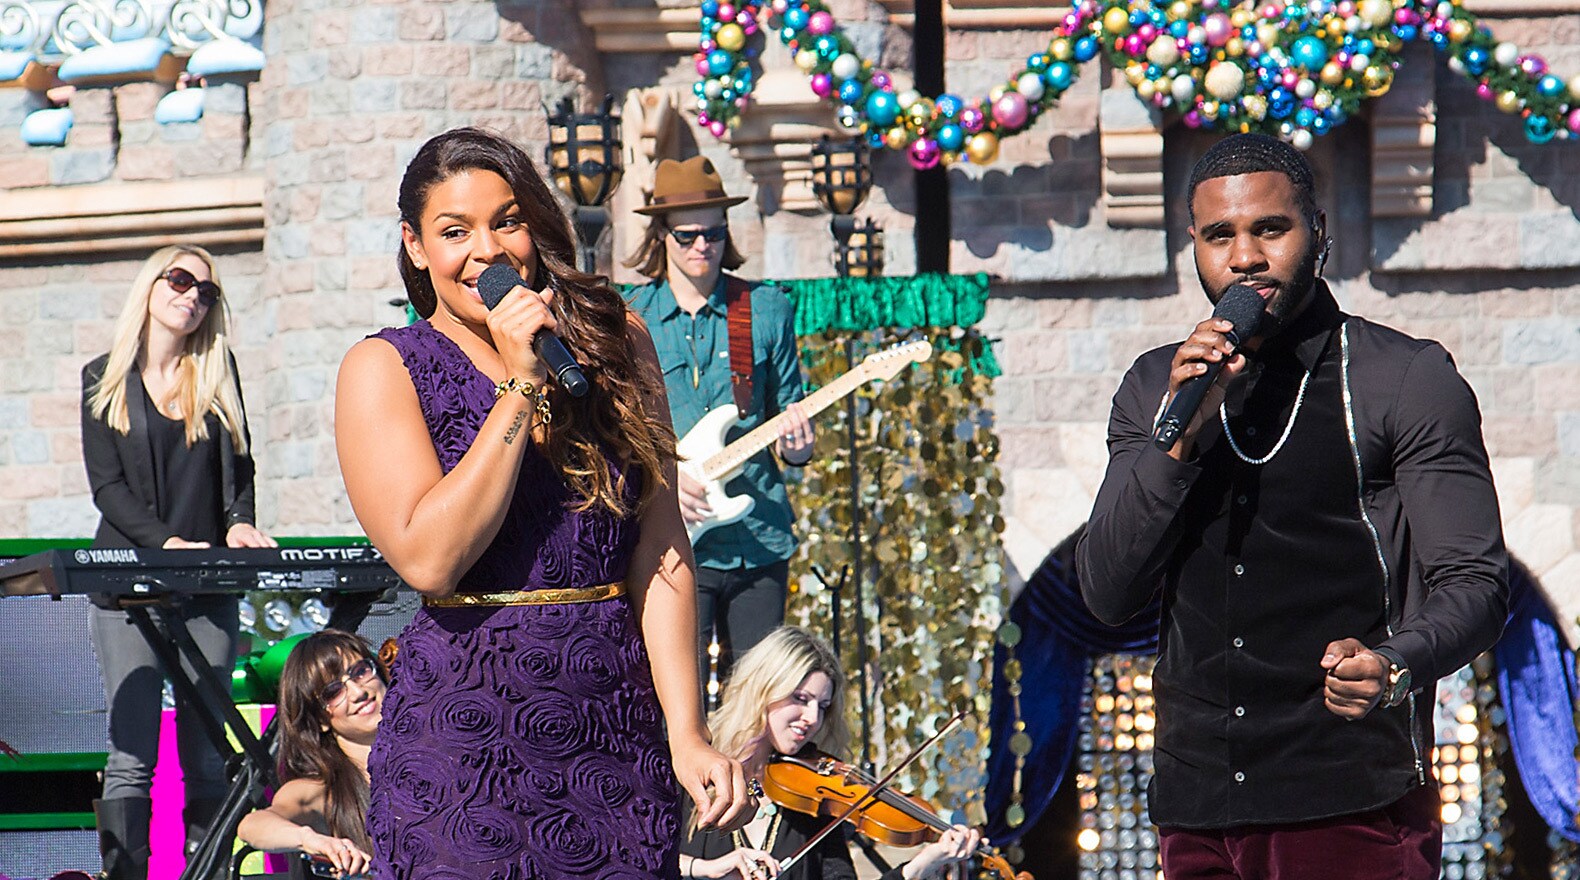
[1376,648,1413,708]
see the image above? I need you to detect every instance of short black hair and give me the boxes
[1187,133,1317,223]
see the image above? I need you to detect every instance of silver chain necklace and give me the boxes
[1219,366,1312,465]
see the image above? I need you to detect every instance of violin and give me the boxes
[763,750,1033,880]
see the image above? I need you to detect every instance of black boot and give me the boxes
[183,796,229,880]
[94,797,152,880]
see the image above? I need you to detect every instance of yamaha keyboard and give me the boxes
[0,546,403,599]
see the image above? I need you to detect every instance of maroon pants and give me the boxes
[1159,785,1442,880]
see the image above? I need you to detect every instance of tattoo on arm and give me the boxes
[503,410,528,446]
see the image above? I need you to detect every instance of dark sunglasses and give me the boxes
[667,225,728,246]
[319,658,378,708]
[161,267,221,307]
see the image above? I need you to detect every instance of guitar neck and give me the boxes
[699,368,871,481]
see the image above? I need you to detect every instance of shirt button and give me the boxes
[1246,426,1258,437]
[1234,771,1246,783]
[1236,495,1248,505]
[1233,564,1245,576]
[1234,706,1246,717]
[1232,637,1244,648]
[1174,479,1189,490]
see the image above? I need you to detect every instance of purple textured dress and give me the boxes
[365,321,681,880]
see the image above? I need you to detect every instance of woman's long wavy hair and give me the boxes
[709,626,851,767]
[86,245,247,453]
[397,127,675,515]
[275,630,383,854]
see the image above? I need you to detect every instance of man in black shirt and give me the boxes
[1077,134,1508,879]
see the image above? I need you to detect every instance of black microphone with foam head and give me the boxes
[1151,283,1265,452]
[477,264,590,398]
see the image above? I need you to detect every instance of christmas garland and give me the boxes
[692,0,1580,167]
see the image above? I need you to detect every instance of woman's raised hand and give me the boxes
[485,281,557,385]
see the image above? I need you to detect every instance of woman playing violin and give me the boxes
[680,626,983,880]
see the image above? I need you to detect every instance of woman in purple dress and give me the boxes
[334,127,754,880]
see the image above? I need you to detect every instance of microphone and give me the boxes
[1151,283,1265,452]
[476,264,590,399]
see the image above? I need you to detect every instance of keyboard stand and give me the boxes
[119,595,279,880]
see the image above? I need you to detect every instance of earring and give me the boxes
[1317,235,1333,276]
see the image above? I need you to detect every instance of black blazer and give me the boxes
[80,353,257,549]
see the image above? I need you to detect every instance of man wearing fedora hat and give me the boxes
[625,156,816,685]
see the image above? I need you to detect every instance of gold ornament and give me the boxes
[906,98,935,127]
[1050,37,1072,61]
[1362,65,1392,95]
[1320,62,1344,85]
[1448,20,1471,43]
[966,131,1000,164]
[715,23,746,53]
[1103,6,1131,33]
[884,126,912,149]
[1495,90,1521,114]
[795,49,819,72]
[1225,37,1244,57]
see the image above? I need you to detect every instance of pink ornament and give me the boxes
[737,9,753,25]
[1280,70,1298,88]
[698,112,712,125]
[1393,8,1418,25]
[1183,109,1203,128]
[696,56,712,76]
[1568,108,1580,133]
[808,11,835,35]
[718,4,736,21]
[736,97,749,109]
[1336,1,1355,15]
[810,73,833,97]
[743,20,758,34]
[1519,56,1547,77]
[772,0,788,12]
[1476,82,1494,100]
[709,119,727,137]
[1064,12,1081,29]
[1137,24,1156,42]
[992,91,1029,128]
[1124,34,1146,55]
[871,70,892,90]
[1203,13,1232,46]
[908,137,942,170]
[1260,2,1281,19]
[959,105,987,133]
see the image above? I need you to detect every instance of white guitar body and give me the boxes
[678,404,756,544]
[673,338,933,546]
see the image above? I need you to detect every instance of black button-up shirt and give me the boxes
[1076,283,1508,828]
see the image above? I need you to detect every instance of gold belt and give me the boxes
[423,582,625,608]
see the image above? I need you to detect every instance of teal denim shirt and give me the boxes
[625,275,806,570]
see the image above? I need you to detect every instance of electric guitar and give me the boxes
[677,339,933,544]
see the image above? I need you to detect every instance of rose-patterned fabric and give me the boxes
[364,321,681,880]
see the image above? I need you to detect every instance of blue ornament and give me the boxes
[1290,35,1328,70]
[784,6,809,29]
[1129,9,1148,27]
[1463,46,1488,75]
[1525,114,1557,144]
[1430,32,1447,49]
[1241,24,1257,40]
[1356,39,1374,56]
[1073,36,1099,62]
[1170,20,1189,38]
[1189,44,1209,64]
[1393,24,1417,42]
[707,49,734,76]
[937,123,965,151]
[1145,64,1160,79]
[1043,62,1074,91]
[1311,115,1331,135]
[815,35,839,58]
[701,0,720,19]
[866,130,886,148]
[936,93,963,118]
[780,27,798,45]
[693,81,706,96]
[838,79,864,104]
[1027,54,1049,72]
[1538,74,1565,97]
[865,90,901,127]
[1268,88,1295,119]
[1295,106,1316,127]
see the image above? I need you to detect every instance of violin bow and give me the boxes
[775,708,969,874]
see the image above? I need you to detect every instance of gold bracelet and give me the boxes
[494,377,553,425]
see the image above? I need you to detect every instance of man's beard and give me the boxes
[1199,243,1320,339]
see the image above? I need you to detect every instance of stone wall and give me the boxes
[0,0,1577,639]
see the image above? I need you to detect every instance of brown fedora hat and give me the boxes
[635,156,749,215]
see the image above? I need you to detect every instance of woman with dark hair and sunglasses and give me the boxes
[80,244,274,880]
[237,630,384,879]
[623,157,815,687]
[334,127,753,880]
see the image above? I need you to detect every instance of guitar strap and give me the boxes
[724,274,755,414]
